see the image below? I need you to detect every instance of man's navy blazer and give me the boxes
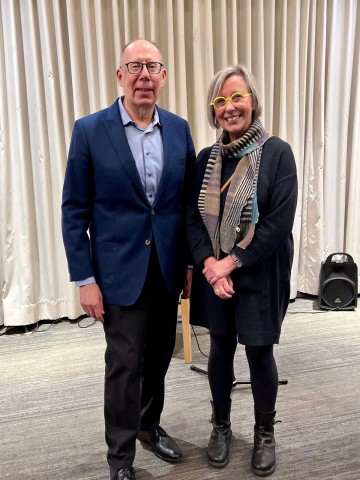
[62,100,196,305]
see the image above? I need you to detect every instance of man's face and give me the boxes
[116,40,166,112]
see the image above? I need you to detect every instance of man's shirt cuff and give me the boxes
[75,276,96,287]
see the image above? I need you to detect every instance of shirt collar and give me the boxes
[118,96,161,128]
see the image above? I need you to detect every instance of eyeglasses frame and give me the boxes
[121,62,164,75]
[210,91,252,109]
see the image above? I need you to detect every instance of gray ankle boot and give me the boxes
[207,400,232,468]
[251,409,276,476]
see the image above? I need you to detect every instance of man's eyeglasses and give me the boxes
[121,62,164,75]
[210,91,252,110]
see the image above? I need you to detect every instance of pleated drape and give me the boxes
[1,0,359,326]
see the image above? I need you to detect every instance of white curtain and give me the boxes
[1,0,359,326]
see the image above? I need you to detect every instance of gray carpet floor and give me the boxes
[0,299,359,479]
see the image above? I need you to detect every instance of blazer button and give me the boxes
[145,239,151,246]
[151,209,155,215]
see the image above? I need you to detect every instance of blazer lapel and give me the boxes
[103,101,147,202]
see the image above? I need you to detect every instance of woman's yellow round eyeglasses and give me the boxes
[210,91,252,110]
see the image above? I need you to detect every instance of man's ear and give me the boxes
[160,68,167,87]
[116,68,123,87]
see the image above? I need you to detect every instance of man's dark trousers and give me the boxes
[103,245,179,469]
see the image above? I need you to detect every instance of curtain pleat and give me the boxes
[1,0,360,326]
[346,5,360,262]
[298,0,324,293]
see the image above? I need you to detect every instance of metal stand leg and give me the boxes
[190,364,288,386]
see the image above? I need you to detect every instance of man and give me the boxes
[62,39,195,480]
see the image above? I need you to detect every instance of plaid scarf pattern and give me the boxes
[198,118,269,258]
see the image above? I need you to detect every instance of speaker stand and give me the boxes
[190,364,288,386]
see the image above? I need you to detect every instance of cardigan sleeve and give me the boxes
[234,137,298,269]
[186,147,215,266]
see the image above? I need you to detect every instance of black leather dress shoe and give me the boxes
[110,467,136,480]
[137,426,182,463]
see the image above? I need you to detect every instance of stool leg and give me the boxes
[180,298,192,364]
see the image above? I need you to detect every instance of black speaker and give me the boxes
[319,253,358,310]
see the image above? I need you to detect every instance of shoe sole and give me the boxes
[208,456,229,468]
[251,462,276,476]
[153,450,182,464]
[138,439,182,464]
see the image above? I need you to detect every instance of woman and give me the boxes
[186,65,297,476]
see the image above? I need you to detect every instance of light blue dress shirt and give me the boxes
[118,97,164,205]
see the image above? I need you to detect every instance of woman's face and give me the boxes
[213,75,254,141]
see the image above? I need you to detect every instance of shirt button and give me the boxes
[149,193,153,198]
[145,239,151,246]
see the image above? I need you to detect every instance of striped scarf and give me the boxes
[198,118,269,258]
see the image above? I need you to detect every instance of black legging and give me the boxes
[208,333,278,412]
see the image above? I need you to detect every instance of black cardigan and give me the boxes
[186,136,298,345]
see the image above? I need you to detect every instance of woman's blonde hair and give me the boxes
[207,64,262,129]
